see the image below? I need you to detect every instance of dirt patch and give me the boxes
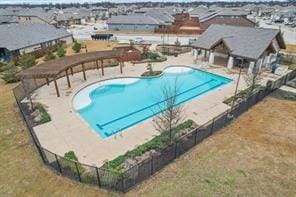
[36,40,122,64]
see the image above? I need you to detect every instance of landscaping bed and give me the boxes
[141,70,162,77]
[102,120,197,174]
[223,85,264,105]
[21,102,51,126]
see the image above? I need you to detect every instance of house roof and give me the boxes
[107,15,160,25]
[0,23,72,51]
[192,24,285,60]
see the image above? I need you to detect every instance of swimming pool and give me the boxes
[73,66,231,138]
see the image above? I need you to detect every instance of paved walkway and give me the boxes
[28,52,287,167]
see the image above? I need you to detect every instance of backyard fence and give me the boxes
[13,69,296,192]
[278,53,296,66]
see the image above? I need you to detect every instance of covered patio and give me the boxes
[19,50,125,97]
[192,24,286,74]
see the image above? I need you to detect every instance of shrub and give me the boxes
[141,70,162,77]
[1,62,19,83]
[44,51,56,61]
[147,52,160,60]
[223,85,263,105]
[56,46,66,57]
[37,104,51,124]
[103,120,195,172]
[72,41,82,53]
[62,151,84,174]
[18,54,37,69]
[64,151,78,161]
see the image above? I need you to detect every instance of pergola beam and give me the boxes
[18,50,126,98]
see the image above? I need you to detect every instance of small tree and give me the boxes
[153,80,184,144]
[147,52,159,60]
[244,68,261,95]
[44,51,56,61]
[56,45,66,57]
[18,53,37,69]
[1,62,18,83]
[146,63,153,75]
[72,41,82,53]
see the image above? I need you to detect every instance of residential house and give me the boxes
[107,8,175,32]
[0,15,18,25]
[157,8,256,34]
[0,23,73,61]
[107,15,160,32]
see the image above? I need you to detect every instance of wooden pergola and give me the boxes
[19,50,124,97]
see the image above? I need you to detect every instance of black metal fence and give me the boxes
[12,69,296,192]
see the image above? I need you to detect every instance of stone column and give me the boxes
[266,55,271,64]
[209,51,215,65]
[227,56,234,69]
[193,49,197,60]
[248,61,255,74]
[257,58,263,72]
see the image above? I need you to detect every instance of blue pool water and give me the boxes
[74,66,231,138]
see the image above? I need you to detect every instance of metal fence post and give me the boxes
[121,175,125,193]
[210,118,215,134]
[54,154,62,174]
[75,162,81,182]
[174,142,178,158]
[95,167,101,187]
[150,157,154,175]
[194,129,198,145]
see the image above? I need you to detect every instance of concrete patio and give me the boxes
[27,52,288,167]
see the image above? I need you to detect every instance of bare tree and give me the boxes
[244,68,261,95]
[152,79,185,144]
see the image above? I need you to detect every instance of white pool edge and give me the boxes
[72,66,194,110]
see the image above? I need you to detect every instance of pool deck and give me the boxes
[28,52,289,167]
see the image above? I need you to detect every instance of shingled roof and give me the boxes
[192,24,285,60]
[107,15,160,25]
[0,23,71,51]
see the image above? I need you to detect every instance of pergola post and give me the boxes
[227,56,234,69]
[209,51,215,65]
[33,78,38,88]
[96,60,99,70]
[70,67,74,76]
[100,59,104,76]
[65,69,71,88]
[46,78,49,85]
[120,62,123,74]
[53,78,60,97]
[82,63,86,80]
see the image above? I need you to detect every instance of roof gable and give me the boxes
[193,24,285,60]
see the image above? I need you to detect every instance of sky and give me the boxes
[0,0,288,5]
